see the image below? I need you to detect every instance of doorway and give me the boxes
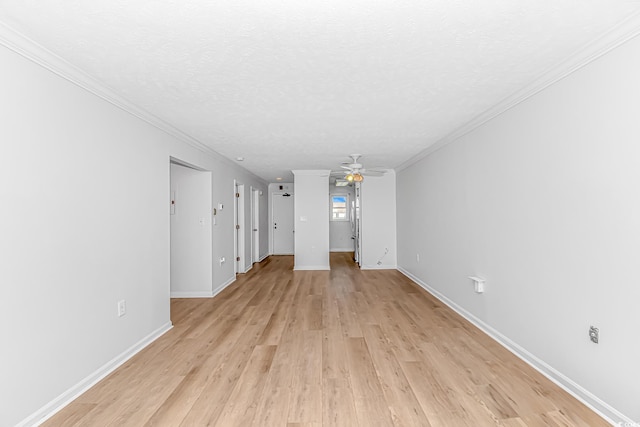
[235,182,245,274]
[272,192,294,255]
[170,160,213,297]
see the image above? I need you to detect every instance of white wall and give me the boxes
[396,34,640,423]
[170,163,212,297]
[292,171,330,270]
[329,184,355,252]
[360,171,397,269]
[0,40,268,426]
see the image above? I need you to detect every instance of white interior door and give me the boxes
[252,188,260,263]
[272,193,294,255]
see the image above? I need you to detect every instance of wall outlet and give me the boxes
[469,276,485,293]
[117,300,126,317]
[589,326,599,344]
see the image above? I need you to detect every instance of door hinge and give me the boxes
[236,192,240,198]
[236,256,240,261]
[236,224,240,230]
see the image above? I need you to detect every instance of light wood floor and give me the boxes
[44,253,607,426]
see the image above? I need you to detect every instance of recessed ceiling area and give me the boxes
[1,1,639,182]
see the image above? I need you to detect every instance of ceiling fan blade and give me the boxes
[336,154,382,178]
[330,170,348,175]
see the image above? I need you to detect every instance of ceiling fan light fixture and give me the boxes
[345,173,354,182]
[353,173,364,182]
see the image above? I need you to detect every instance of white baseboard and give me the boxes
[171,276,237,299]
[258,253,269,262]
[170,290,213,298]
[20,321,173,427]
[396,267,634,426]
[212,276,236,298]
[330,248,354,252]
[360,264,397,270]
[293,265,330,271]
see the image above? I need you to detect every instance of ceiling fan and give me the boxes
[331,154,386,184]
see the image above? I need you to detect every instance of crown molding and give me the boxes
[0,22,208,153]
[0,22,268,184]
[396,10,640,172]
[3,13,639,181]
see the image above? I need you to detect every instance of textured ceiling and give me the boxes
[1,1,639,182]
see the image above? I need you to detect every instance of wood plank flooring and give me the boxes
[43,253,607,426]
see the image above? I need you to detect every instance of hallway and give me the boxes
[44,253,606,426]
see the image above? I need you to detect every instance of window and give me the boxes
[331,194,349,221]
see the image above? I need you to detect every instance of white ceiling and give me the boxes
[1,1,639,182]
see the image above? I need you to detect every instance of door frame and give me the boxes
[234,181,245,274]
[169,157,213,299]
[251,187,260,263]
[354,182,362,266]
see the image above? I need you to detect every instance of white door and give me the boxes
[272,193,294,255]
[252,188,260,263]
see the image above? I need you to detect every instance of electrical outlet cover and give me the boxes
[117,300,126,317]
